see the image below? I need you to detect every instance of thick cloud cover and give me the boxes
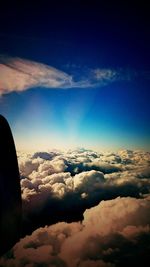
[1,195,150,267]
[0,149,150,266]
[15,149,150,236]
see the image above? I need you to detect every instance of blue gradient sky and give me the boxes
[0,78,149,151]
[0,1,149,151]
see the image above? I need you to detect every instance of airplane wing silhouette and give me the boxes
[0,115,22,256]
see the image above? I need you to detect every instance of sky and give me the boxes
[0,2,150,266]
[0,0,150,151]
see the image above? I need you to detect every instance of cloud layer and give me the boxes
[0,148,150,266]
[15,149,150,236]
[1,195,150,267]
[0,55,140,95]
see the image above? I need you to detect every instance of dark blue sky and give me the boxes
[0,0,150,151]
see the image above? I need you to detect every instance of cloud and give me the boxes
[19,154,67,179]
[0,55,143,95]
[32,151,59,161]
[15,148,150,237]
[0,55,74,95]
[73,170,105,192]
[92,68,139,85]
[0,148,150,265]
[92,68,124,87]
[1,196,150,267]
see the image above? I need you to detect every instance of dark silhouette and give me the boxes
[0,115,22,256]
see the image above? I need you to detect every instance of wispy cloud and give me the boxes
[91,67,139,86]
[0,55,74,95]
[0,55,145,95]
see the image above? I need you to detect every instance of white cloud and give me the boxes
[93,68,121,86]
[83,196,150,235]
[16,148,150,238]
[74,170,105,193]
[0,56,74,95]
[1,196,150,267]
[0,56,141,95]
[1,145,150,266]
